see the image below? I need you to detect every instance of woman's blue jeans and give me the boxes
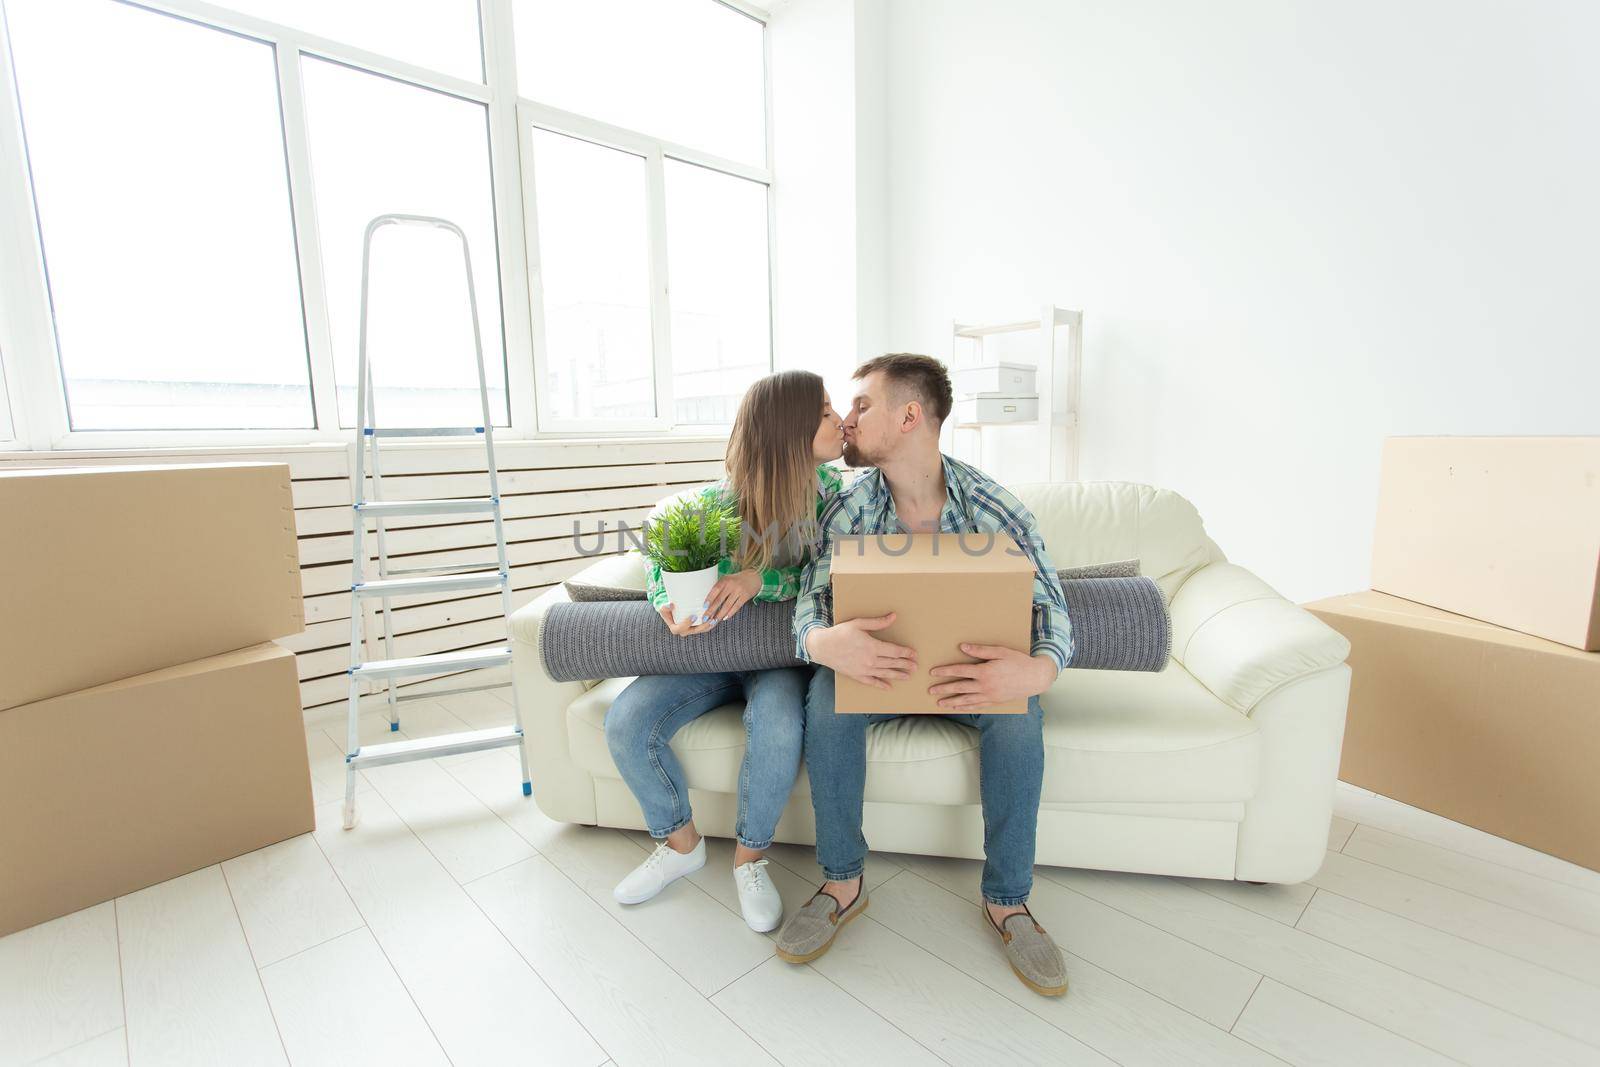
[803,666,1045,905]
[604,668,810,851]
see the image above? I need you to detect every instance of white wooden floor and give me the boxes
[6,687,1600,1067]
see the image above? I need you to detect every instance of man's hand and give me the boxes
[701,568,763,623]
[928,644,1058,710]
[657,603,716,638]
[805,612,917,690]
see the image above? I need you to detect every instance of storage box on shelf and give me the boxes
[948,305,1083,480]
[951,360,1037,396]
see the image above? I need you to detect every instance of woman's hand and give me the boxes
[658,603,717,638]
[701,568,763,623]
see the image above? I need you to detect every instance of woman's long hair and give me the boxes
[724,370,824,572]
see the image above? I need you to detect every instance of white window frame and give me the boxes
[512,0,776,435]
[517,99,773,435]
[0,350,17,445]
[0,0,772,450]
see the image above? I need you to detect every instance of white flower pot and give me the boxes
[661,564,720,625]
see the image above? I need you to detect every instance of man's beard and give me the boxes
[842,440,865,467]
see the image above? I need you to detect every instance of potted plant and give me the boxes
[643,495,743,625]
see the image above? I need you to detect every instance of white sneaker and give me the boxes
[613,837,706,905]
[735,859,783,932]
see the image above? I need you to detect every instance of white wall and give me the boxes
[853,0,889,363]
[874,0,1600,601]
[768,0,860,409]
[768,0,888,411]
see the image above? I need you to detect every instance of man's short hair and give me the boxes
[853,353,953,423]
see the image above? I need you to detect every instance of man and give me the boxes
[773,353,1073,998]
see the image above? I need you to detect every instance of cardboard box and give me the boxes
[0,642,313,937]
[0,462,305,711]
[1306,590,1600,873]
[830,532,1035,714]
[1370,436,1600,651]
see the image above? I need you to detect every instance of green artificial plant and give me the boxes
[642,495,743,573]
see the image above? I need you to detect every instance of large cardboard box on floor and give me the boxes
[830,532,1035,714]
[0,642,313,937]
[0,462,305,711]
[1371,436,1600,651]
[1305,590,1600,873]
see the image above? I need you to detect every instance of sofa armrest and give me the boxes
[1170,563,1351,714]
[507,561,624,824]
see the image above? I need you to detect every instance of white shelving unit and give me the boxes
[949,304,1084,481]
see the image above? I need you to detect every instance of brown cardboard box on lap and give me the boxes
[1306,590,1600,873]
[830,532,1036,714]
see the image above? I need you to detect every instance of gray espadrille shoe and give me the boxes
[774,887,868,964]
[988,907,1067,997]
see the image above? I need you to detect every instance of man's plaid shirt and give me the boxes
[792,453,1073,671]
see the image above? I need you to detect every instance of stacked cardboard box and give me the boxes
[1305,437,1600,872]
[0,463,312,936]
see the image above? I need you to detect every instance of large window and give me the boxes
[664,159,771,424]
[513,0,765,166]
[5,0,313,431]
[516,0,771,432]
[0,0,773,446]
[300,57,508,428]
[527,129,656,423]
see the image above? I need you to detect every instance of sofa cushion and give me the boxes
[565,661,1258,808]
[1011,482,1212,601]
[561,551,648,598]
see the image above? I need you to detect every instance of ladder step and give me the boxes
[350,646,512,680]
[391,680,511,705]
[347,725,523,771]
[354,570,506,598]
[364,426,485,438]
[354,497,496,518]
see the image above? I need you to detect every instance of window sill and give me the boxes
[0,426,730,462]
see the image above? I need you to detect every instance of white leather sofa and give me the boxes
[510,481,1352,884]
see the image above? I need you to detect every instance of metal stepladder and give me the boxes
[341,213,531,831]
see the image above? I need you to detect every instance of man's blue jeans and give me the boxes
[803,667,1045,905]
[605,668,809,851]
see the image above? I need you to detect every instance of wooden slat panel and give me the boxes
[370,435,726,475]
[293,479,701,537]
[296,458,725,508]
[299,653,512,709]
[297,505,655,568]
[301,528,636,598]
[297,619,513,685]
[304,554,600,625]
[276,618,352,655]
[292,586,550,681]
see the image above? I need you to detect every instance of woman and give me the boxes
[605,370,845,931]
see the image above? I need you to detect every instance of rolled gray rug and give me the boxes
[539,574,1169,681]
[1057,575,1172,672]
